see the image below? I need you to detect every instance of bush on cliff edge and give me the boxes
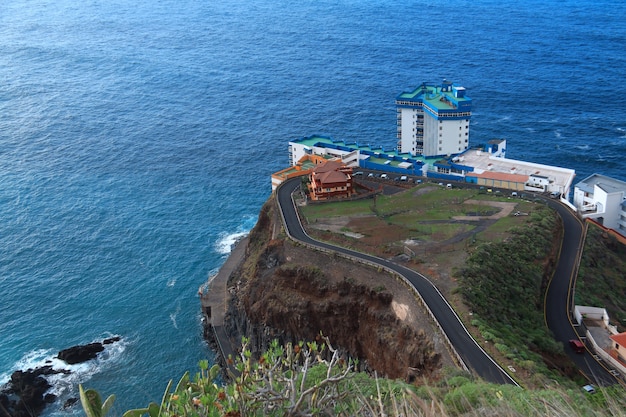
[80,337,625,417]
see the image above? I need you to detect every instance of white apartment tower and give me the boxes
[396,80,472,157]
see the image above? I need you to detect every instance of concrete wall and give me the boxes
[574,305,609,326]
[585,329,626,378]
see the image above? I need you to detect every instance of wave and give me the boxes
[215,231,249,255]
[575,144,590,150]
[170,303,181,329]
[0,335,127,403]
[214,215,258,255]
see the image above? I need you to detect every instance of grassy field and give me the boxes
[300,183,536,241]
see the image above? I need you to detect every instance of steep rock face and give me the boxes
[222,198,442,381]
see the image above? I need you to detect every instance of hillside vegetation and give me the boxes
[457,205,574,385]
[83,337,626,417]
[575,223,626,330]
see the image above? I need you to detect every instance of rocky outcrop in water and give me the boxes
[57,336,120,364]
[0,337,121,417]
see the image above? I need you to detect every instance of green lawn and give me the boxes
[299,199,373,221]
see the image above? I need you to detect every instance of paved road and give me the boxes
[543,199,620,386]
[276,177,518,385]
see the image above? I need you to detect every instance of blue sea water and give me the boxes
[0,0,624,414]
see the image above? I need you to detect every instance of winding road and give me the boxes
[543,200,620,386]
[277,178,517,385]
[276,177,621,386]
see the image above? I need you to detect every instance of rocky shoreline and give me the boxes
[0,337,120,417]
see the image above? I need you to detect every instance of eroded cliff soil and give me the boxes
[222,196,456,382]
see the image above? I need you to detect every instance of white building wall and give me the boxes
[573,187,590,209]
[574,306,609,326]
[422,114,438,156]
[603,189,623,231]
[420,117,470,157]
[574,174,626,238]
[288,142,308,166]
[399,107,418,154]
[619,207,626,235]
[439,120,458,156]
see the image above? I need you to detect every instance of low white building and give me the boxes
[573,174,626,238]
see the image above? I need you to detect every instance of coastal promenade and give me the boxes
[200,236,249,370]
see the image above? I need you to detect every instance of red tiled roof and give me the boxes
[317,170,348,185]
[313,160,344,173]
[610,332,626,348]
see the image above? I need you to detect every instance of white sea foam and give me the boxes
[170,312,178,329]
[170,304,181,329]
[0,335,127,401]
[215,231,249,255]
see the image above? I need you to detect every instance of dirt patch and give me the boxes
[452,199,516,221]
[392,301,409,321]
[308,215,368,238]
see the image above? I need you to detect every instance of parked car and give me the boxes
[380,173,388,179]
[400,175,408,181]
[354,171,363,176]
[582,384,596,394]
[569,339,585,353]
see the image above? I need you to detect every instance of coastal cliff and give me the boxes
[202,195,454,382]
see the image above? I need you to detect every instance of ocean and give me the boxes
[0,0,624,415]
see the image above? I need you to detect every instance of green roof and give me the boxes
[291,135,443,166]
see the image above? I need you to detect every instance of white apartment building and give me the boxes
[573,173,626,237]
[396,80,471,157]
